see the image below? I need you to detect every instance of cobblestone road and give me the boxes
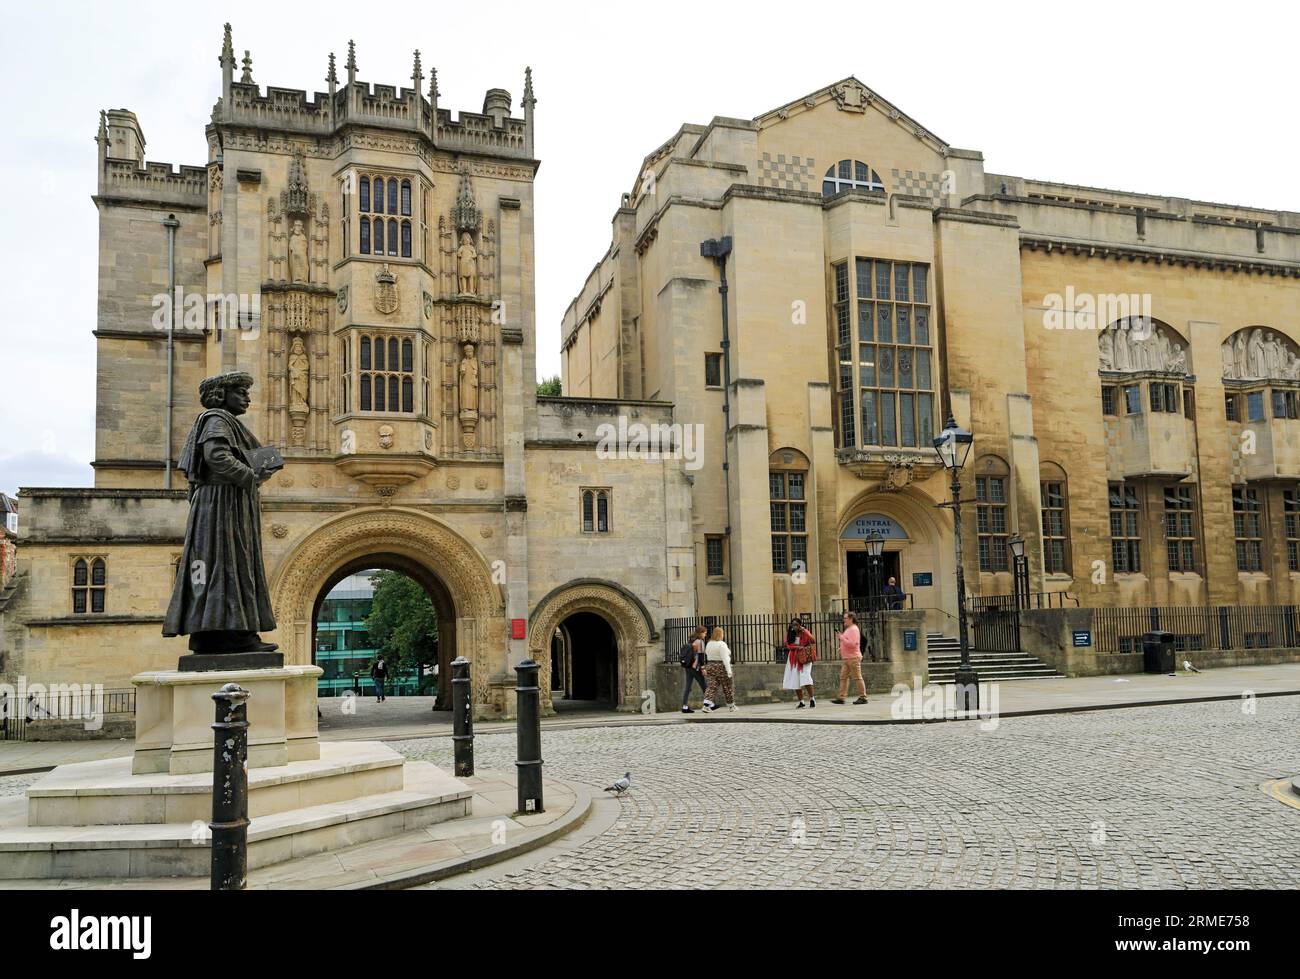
[391,696,1300,889]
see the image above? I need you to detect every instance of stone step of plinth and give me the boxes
[0,755,472,880]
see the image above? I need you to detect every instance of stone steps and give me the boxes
[926,634,1061,683]
[0,745,472,880]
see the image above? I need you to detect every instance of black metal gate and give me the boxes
[967,596,1021,652]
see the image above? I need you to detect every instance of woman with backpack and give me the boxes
[783,617,817,709]
[680,625,709,713]
[701,626,738,713]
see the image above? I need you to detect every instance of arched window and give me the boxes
[71,556,106,614]
[373,217,384,255]
[1040,463,1071,575]
[974,455,1010,572]
[401,338,413,372]
[401,220,412,258]
[769,449,810,574]
[823,159,884,196]
[359,218,370,254]
[400,180,412,216]
[580,489,612,534]
[387,218,398,257]
[387,179,398,215]
[359,176,370,213]
[373,178,385,214]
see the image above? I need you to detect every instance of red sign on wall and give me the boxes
[511,618,526,640]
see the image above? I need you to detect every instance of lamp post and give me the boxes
[865,532,885,661]
[1007,534,1029,610]
[865,532,885,611]
[933,415,977,710]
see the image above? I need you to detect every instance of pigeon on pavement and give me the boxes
[604,772,631,796]
[1184,660,1202,674]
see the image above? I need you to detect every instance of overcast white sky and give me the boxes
[1,0,1296,498]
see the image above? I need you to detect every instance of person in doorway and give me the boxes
[370,655,388,703]
[783,617,817,709]
[883,576,906,610]
[680,625,709,713]
[830,611,868,705]
[701,627,738,713]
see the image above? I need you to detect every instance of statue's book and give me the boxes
[251,446,285,474]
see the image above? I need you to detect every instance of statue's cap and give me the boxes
[199,371,255,407]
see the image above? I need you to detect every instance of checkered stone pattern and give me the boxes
[757,153,815,192]
[1228,422,1245,483]
[396,696,1300,890]
[891,168,946,203]
[1103,416,1123,481]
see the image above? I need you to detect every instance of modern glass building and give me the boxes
[314,571,420,697]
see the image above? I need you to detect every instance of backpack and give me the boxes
[678,641,696,667]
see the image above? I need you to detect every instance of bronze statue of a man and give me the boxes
[164,372,281,657]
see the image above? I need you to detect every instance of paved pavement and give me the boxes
[398,695,1300,889]
[3,664,1298,774]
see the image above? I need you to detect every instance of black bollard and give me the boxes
[451,657,474,777]
[210,683,250,891]
[514,658,544,814]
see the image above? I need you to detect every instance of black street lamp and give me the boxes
[865,532,885,661]
[865,532,885,609]
[1008,534,1030,610]
[933,415,977,710]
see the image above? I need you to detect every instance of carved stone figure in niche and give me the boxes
[1220,329,1300,380]
[340,429,356,454]
[288,336,310,415]
[1097,320,1188,375]
[289,219,309,284]
[457,233,478,295]
[378,425,395,450]
[459,343,480,413]
[1248,328,1267,378]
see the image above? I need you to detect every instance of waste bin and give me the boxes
[1142,631,1176,674]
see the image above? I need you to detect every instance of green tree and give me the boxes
[364,571,439,687]
[537,375,562,396]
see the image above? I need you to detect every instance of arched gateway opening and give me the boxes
[527,580,656,714]
[270,508,505,715]
[312,562,452,704]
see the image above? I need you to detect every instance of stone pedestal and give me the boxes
[131,665,322,776]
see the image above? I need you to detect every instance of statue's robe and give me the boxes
[163,409,276,640]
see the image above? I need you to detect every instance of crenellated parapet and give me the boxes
[209,24,536,161]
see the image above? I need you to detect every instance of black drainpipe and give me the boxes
[701,237,734,615]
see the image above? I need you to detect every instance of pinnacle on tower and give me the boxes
[412,50,423,91]
[240,50,254,85]
[219,23,235,68]
[327,52,337,87]
[346,39,357,84]
[524,66,536,109]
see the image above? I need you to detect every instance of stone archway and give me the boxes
[269,507,505,712]
[527,580,655,714]
[839,485,953,615]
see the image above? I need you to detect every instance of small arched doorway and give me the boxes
[527,579,655,714]
[552,611,618,710]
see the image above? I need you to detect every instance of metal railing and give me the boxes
[0,687,136,742]
[830,594,914,614]
[663,612,888,665]
[1092,604,1300,653]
